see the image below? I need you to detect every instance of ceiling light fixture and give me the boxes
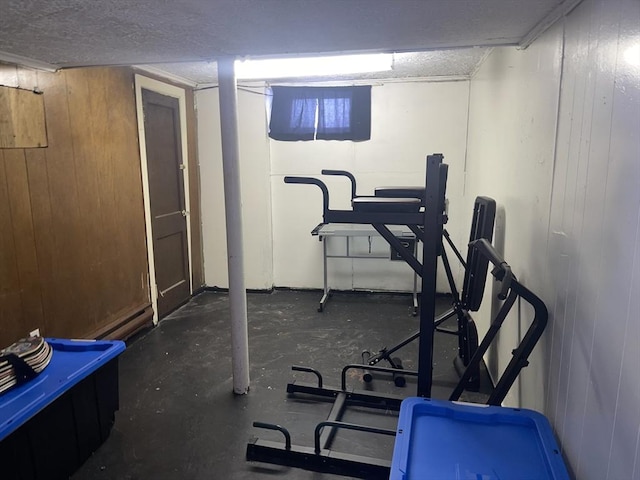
[234,53,392,80]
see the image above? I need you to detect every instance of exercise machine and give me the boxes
[246,154,548,478]
[283,154,448,397]
[300,166,496,389]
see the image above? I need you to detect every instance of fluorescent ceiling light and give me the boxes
[234,53,392,79]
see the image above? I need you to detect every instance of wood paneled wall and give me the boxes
[0,64,206,348]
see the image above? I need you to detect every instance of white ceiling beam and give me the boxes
[519,0,585,49]
[0,50,58,72]
[134,65,198,88]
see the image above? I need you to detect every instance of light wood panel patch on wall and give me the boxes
[0,85,48,148]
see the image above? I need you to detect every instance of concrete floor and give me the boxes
[72,290,491,480]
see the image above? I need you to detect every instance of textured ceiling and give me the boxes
[1,0,577,83]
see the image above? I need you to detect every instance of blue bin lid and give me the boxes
[390,397,570,480]
[0,338,125,441]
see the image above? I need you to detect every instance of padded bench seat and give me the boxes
[374,186,426,203]
[352,196,422,213]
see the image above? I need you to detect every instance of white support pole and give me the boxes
[217,57,250,394]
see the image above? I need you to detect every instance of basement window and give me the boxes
[268,86,371,141]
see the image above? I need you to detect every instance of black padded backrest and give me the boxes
[461,196,496,311]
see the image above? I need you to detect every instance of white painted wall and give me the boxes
[197,86,273,289]
[271,81,470,292]
[465,28,563,409]
[466,0,640,478]
[199,80,471,292]
[546,1,640,478]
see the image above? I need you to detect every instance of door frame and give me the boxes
[135,74,193,324]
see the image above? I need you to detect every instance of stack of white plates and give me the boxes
[0,337,53,395]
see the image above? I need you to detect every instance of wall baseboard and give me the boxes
[85,303,154,341]
[200,285,452,298]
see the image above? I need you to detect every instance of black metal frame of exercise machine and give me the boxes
[284,155,447,393]
[363,195,496,390]
[246,154,549,478]
[304,167,497,389]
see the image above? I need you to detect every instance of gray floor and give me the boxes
[72,290,491,480]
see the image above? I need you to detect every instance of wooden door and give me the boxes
[142,89,190,317]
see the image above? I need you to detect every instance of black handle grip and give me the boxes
[320,169,357,199]
[284,176,324,186]
[283,176,330,220]
[470,238,513,300]
[321,169,350,176]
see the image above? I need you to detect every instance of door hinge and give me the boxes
[179,163,186,170]
[181,210,190,217]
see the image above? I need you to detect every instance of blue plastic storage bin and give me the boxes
[0,338,126,480]
[390,397,569,480]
